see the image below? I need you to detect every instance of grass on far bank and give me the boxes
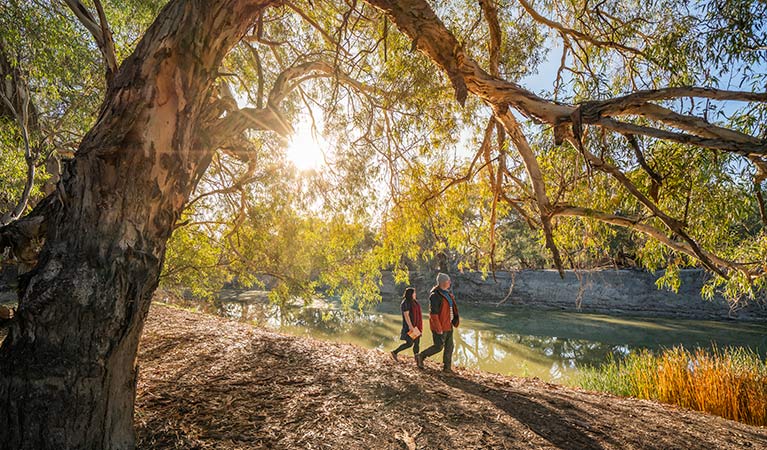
[575,346,767,426]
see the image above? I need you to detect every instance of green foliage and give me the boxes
[161,154,380,309]
[0,0,165,219]
[3,0,767,308]
[0,120,50,220]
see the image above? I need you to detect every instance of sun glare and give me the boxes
[286,123,327,171]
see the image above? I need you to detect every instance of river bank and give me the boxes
[135,304,767,449]
[199,289,767,383]
[382,269,767,321]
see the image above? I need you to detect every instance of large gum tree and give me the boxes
[0,0,765,448]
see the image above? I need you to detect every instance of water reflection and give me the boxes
[450,330,633,381]
[190,290,767,383]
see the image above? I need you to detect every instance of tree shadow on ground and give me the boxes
[434,372,613,450]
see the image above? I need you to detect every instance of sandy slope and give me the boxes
[135,305,767,449]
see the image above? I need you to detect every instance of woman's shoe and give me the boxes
[415,353,425,369]
[390,351,399,362]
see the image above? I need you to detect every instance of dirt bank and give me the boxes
[135,305,767,449]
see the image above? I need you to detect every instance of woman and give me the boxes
[390,287,423,363]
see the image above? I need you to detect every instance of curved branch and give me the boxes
[62,0,118,84]
[494,107,564,276]
[572,141,730,277]
[615,103,761,147]
[625,134,661,202]
[595,117,766,155]
[93,0,118,80]
[589,87,767,116]
[367,0,767,151]
[516,0,644,56]
[267,60,380,106]
[552,206,742,275]
[0,154,35,227]
[210,105,293,139]
[478,0,501,76]
[206,61,381,152]
[0,51,39,227]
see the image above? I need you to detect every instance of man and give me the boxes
[416,272,459,372]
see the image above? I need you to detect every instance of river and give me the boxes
[200,290,767,383]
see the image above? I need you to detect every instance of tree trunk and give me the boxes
[0,1,269,448]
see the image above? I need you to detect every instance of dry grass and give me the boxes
[576,346,767,426]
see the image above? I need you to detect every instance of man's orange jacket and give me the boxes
[428,287,459,333]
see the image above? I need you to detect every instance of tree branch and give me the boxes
[595,117,766,155]
[516,0,644,57]
[624,134,661,202]
[367,0,767,152]
[588,87,767,116]
[478,0,501,76]
[206,60,380,152]
[62,0,118,84]
[208,106,293,143]
[267,60,380,106]
[494,106,565,276]
[573,141,731,277]
[0,53,38,226]
[552,205,742,274]
[369,0,767,279]
[616,102,761,147]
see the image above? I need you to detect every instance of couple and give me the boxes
[389,273,459,373]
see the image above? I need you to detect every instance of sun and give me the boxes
[286,122,327,171]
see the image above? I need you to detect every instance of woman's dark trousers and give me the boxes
[393,335,420,355]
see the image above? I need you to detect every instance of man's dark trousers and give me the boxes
[420,329,454,369]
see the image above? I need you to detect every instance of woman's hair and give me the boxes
[402,287,416,303]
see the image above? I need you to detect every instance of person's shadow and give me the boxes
[432,372,615,450]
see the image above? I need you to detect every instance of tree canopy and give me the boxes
[2,0,767,307]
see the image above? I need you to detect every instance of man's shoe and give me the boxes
[415,353,425,369]
[390,351,399,362]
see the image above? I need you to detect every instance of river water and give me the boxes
[204,290,767,383]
